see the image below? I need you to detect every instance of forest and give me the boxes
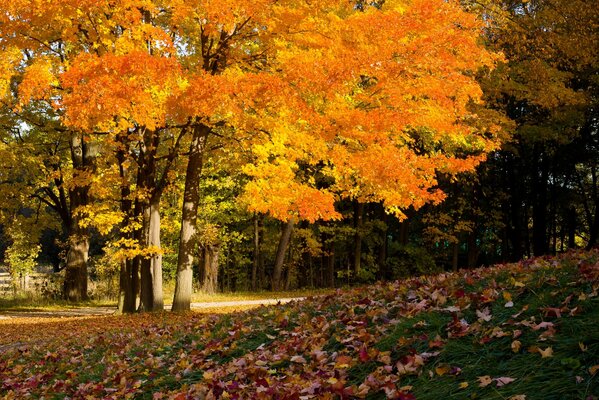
[0,0,597,315]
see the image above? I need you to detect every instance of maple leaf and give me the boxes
[538,347,554,358]
[495,377,516,387]
[476,307,492,322]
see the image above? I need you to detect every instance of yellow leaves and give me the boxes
[511,340,522,353]
[528,346,553,358]
[435,364,450,376]
[75,205,124,236]
[0,46,22,100]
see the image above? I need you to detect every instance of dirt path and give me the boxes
[0,297,306,319]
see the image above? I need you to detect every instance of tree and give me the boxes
[1,0,501,310]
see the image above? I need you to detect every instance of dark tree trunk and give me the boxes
[118,260,136,313]
[173,125,209,311]
[452,242,459,272]
[507,156,524,261]
[115,137,138,313]
[258,216,265,289]
[327,242,335,287]
[63,133,98,301]
[568,207,577,249]
[532,149,549,256]
[63,231,89,301]
[272,218,295,291]
[377,206,389,280]
[353,202,364,276]
[201,244,220,294]
[586,164,599,249]
[251,214,263,291]
[467,231,479,268]
[399,220,409,246]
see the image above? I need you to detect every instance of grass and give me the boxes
[0,287,333,312]
[0,296,115,311]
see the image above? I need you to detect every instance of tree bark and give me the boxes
[452,242,459,272]
[63,232,89,301]
[467,230,479,268]
[172,124,209,311]
[532,148,549,256]
[377,206,389,280]
[201,244,220,294]
[353,202,364,276]
[116,140,137,314]
[272,218,295,291]
[63,133,98,301]
[251,214,262,291]
[148,199,163,310]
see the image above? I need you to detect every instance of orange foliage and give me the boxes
[0,0,501,222]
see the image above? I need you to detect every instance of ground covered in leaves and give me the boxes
[1,250,599,399]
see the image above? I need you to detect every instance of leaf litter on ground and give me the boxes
[1,249,599,399]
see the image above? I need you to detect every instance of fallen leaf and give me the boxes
[539,347,553,358]
[435,365,450,376]
[495,377,516,387]
[476,307,492,322]
[478,375,492,387]
[511,340,521,353]
[579,342,588,352]
[589,365,599,376]
[459,382,469,389]
[508,396,526,400]
[290,355,306,364]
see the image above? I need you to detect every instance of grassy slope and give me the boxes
[1,250,598,399]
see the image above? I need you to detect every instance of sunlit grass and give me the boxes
[0,286,334,312]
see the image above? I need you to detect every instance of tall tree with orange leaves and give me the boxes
[0,0,501,310]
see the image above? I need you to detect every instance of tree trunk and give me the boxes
[172,124,209,311]
[467,231,479,268]
[272,218,295,291]
[118,259,136,313]
[139,203,153,311]
[586,164,599,249]
[353,202,364,277]
[568,207,577,249]
[63,133,98,301]
[63,231,89,301]
[116,141,137,314]
[251,214,262,291]
[587,209,599,249]
[201,244,220,294]
[452,242,459,272]
[532,149,549,256]
[148,199,163,311]
[327,240,335,287]
[507,156,524,261]
[377,206,389,280]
